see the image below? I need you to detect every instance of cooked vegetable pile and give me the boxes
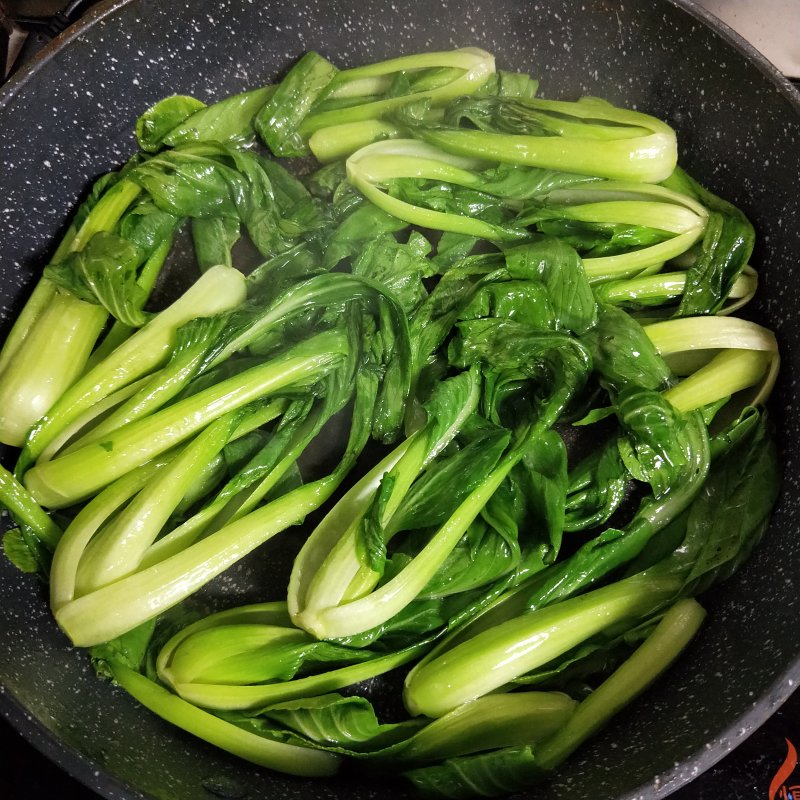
[0,47,781,797]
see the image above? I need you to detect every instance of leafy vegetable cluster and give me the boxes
[0,47,780,798]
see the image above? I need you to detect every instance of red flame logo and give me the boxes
[769,739,799,800]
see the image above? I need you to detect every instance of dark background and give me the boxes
[1,2,799,798]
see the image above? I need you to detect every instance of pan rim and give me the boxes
[0,662,146,799]
[2,0,799,115]
[0,1,798,799]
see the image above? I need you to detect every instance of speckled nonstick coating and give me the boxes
[0,1,798,798]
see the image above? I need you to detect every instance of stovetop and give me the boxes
[1,1,798,799]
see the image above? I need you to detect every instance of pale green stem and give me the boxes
[111,665,340,777]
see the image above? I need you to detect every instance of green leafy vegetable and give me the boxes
[0,45,782,800]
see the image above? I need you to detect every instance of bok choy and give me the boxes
[0,45,782,800]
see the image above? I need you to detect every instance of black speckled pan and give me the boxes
[1,1,799,798]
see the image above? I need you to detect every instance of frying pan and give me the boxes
[1,1,799,798]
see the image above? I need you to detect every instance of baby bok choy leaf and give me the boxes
[60,268,409,456]
[544,348,769,607]
[255,52,339,157]
[110,664,340,777]
[303,48,496,162]
[24,264,413,504]
[126,142,323,260]
[257,47,495,161]
[219,689,574,763]
[413,94,678,183]
[629,406,780,596]
[404,598,706,797]
[0,463,63,575]
[394,691,576,764]
[156,602,432,711]
[19,264,247,472]
[594,265,758,316]
[0,174,144,446]
[507,309,713,611]
[47,279,411,646]
[405,401,775,723]
[643,314,779,411]
[288,368,482,636]
[291,312,591,641]
[565,304,776,533]
[44,202,181,328]
[521,411,708,617]
[516,180,709,283]
[403,566,687,718]
[136,87,276,152]
[662,167,756,317]
[346,140,527,241]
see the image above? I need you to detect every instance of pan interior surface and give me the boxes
[0,1,798,799]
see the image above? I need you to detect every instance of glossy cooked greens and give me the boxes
[0,47,780,798]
